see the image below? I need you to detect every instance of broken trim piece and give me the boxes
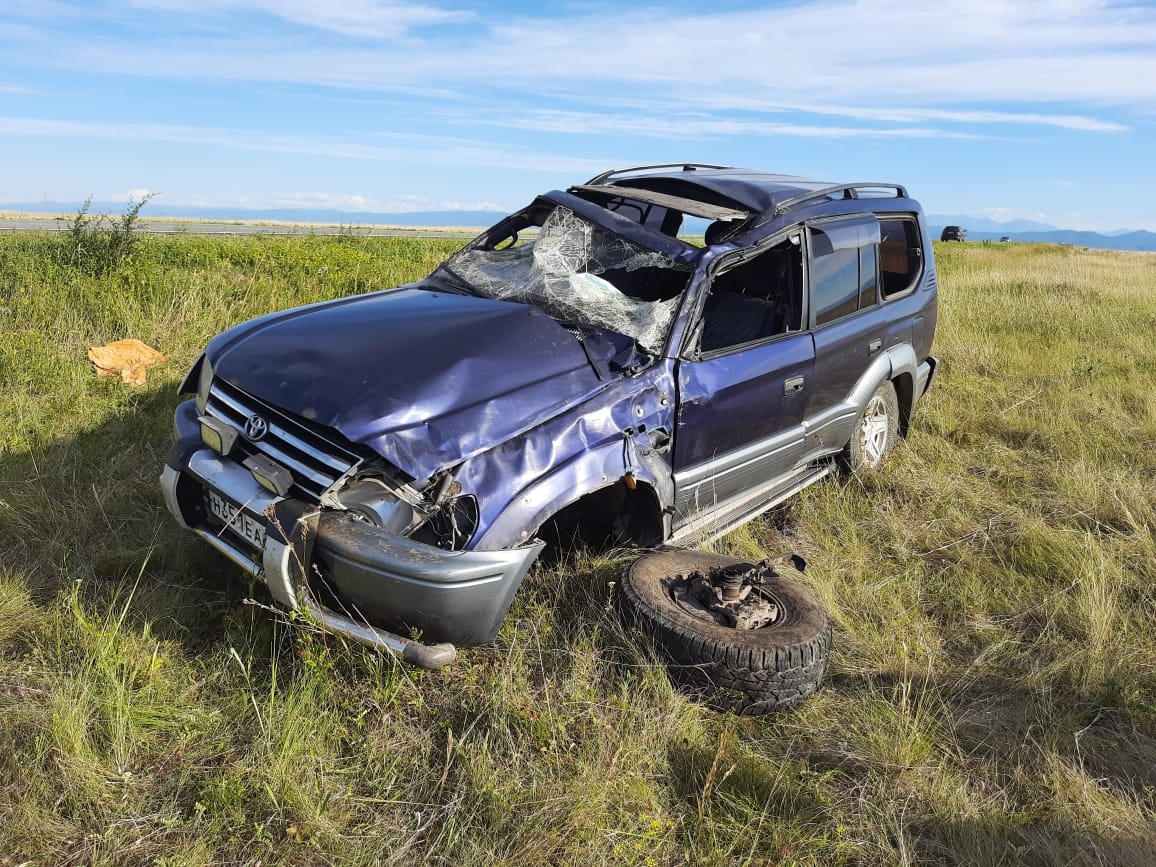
[584,163,732,185]
[570,184,751,222]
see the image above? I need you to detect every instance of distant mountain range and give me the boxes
[3,200,1154,252]
[927,214,1156,252]
[942,229,1156,252]
[928,213,1059,233]
[0,200,508,229]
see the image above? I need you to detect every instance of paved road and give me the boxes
[0,217,480,238]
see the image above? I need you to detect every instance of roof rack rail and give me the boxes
[750,182,908,230]
[585,163,732,186]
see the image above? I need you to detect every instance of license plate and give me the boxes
[206,490,267,550]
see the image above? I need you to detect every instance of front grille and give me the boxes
[205,379,365,501]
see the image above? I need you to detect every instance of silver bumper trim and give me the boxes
[160,465,191,530]
[192,519,457,668]
[159,451,459,668]
[916,356,938,397]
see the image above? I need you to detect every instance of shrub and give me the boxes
[58,194,155,275]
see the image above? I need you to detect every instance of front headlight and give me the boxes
[336,479,417,535]
[195,355,215,414]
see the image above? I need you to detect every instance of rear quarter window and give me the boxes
[879,217,923,298]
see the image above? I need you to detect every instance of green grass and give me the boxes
[1,232,1154,865]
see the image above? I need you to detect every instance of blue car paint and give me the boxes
[676,332,815,482]
[208,301,679,551]
[208,285,643,483]
[461,361,678,549]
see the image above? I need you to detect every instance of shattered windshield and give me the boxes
[440,205,688,354]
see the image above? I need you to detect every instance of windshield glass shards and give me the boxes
[441,205,689,354]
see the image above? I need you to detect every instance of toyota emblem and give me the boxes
[244,414,269,442]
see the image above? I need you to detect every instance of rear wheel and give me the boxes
[843,379,899,471]
[622,550,831,713]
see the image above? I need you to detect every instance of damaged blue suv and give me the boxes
[161,164,938,667]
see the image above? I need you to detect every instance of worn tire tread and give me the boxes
[622,550,831,713]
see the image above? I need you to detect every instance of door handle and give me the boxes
[868,339,882,354]
[784,376,805,395]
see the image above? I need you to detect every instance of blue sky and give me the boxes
[2,0,1155,230]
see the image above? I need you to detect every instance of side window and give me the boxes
[810,247,858,324]
[808,215,880,326]
[879,217,922,298]
[697,237,804,353]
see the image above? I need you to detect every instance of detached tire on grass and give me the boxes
[622,550,831,714]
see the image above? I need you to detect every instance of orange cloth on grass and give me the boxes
[87,339,166,385]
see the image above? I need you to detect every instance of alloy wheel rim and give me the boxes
[858,395,890,466]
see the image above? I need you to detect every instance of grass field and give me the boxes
[1,230,1154,866]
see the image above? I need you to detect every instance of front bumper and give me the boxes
[161,401,543,665]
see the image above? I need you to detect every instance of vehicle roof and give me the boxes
[583,165,909,226]
[607,167,835,213]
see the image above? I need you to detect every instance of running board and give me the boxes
[668,461,834,547]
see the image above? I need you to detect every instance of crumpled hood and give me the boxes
[208,286,630,479]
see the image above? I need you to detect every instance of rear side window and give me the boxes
[879,217,922,298]
[808,216,880,326]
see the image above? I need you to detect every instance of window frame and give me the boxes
[876,213,925,301]
[683,229,807,360]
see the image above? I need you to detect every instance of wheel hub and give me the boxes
[669,557,805,630]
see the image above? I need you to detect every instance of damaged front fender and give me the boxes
[475,433,674,550]
[464,367,678,550]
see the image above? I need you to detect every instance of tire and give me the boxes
[842,379,899,472]
[622,550,831,714]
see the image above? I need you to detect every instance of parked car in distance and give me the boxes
[940,225,966,242]
[161,163,939,666]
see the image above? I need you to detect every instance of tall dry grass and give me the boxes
[0,233,1153,865]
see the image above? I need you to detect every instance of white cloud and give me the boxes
[0,115,612,174]
[440,0,1156,110]
[980,207,1049,222]
[439,200,503,211]
[154,190,430,211]
[6,0,1151,141]
[0,2,74,23]
[128,0,471,37]
[757,105,1125,133]
[479,109,985,140]
[268,191,370,209]
[104,187,159,202]
[168,191,494,212]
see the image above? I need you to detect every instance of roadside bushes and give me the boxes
[58,194,154,275]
